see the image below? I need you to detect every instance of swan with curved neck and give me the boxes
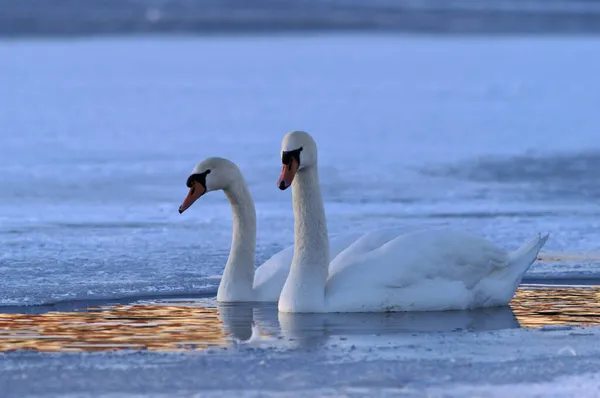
[178,157,362,302]
[277,131,549,313]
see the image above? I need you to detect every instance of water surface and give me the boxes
[1,35,600,306]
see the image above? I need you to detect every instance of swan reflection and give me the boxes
[217,302,520,348]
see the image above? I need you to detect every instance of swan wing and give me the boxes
[325,229,513,312]
[329,226,417,273]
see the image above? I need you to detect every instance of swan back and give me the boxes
[324,229,511,312]
[323,229,548,312]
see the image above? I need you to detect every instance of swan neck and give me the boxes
[217,177,256,301]
[279,164,329,312]
[292,166,329,267]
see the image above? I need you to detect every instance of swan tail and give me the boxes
[475,233,549,308]
[508,233,550,275]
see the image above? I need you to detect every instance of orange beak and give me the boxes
[278,158,298,190]
[178,182,206,214]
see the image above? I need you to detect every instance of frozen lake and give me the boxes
[1,34,600,396]
[2,34,600,306]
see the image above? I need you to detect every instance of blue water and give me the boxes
[1,35,600,306]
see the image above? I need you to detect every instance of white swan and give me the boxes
[276,130,549,313]
[178,157,363,302]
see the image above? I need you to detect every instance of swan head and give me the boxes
[178,157,242,214]
[278,130,317,190]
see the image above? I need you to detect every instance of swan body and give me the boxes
[178,157,363,302]
[276,131,549,313]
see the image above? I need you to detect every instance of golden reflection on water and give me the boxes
[0,305,227,352]
[0,286,599,353]
[537,252,600,263]
[511,286,600,328]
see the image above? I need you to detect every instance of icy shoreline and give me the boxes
[2,325,599,397]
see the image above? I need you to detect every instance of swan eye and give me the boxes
[281,147,303,166]
[186,169,211,188]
